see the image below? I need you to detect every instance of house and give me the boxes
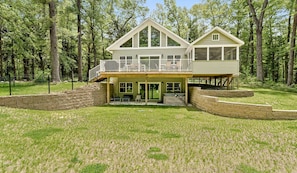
[89,19,244,105]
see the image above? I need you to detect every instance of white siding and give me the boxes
[195,31,237,45]
[192,61,239,75]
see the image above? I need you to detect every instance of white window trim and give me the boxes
[193,45,239,61]
[212,33,220,41]
[166,82,181,93]
[119,82,133,93]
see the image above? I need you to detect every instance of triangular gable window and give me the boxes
[167,37,180,46]
[120,38,132,48]
[139,26,148,47]
[151,26,160,47]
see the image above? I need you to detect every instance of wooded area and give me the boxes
[0,0,296,85]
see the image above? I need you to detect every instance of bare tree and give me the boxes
[247,0,269,82]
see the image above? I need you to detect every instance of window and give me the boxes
[151,26,160,47]
[195,48,207,60]
[120,38,132,47]
[167,37,180,46]
[167,55,181,64]
[224,47,237,60]
[119,82,133,93]
[209,47,222,60]
[212,33,219,41]
[166,82,181,93]
[120,56,132,68]
[139,27,148,47]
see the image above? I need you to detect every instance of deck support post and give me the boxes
[227,76,230,90]
[107,77,110,104]
[185,78,188,105]
[145,78,148,104]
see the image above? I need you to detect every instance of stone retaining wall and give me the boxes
[189,87,297,120]
[0,83,107,110]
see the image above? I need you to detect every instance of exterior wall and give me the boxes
[192,60,239,75]
[195,31,237,45]
[113,77,185,101]
[189,87,297,120]
[0,83,107,110]
[112,48,187,60]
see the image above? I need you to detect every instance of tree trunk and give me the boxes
[23,58,30,80]
[0,25,3,78]
[11,39,17,79]
[77,0,83,81]
[247,0,269,82]
[31,58,35,80]
[87,43,91,72]
[49,0,60,83]
[288,0,297,86]
[249,12,254,75]
[91,23,97,67]
[285,5,293,83]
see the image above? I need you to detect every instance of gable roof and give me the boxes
[106,18,190,53]
[186,27,244,53]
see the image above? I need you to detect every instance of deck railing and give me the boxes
[101,59,192,72]
[88,64,101,81]
[89,59,193,81]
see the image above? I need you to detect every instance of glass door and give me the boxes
[139,83,161,100]
[139,55,161,71]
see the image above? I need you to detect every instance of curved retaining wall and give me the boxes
[0,83,107,110]
[189,87,297,120]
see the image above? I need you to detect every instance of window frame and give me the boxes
[212,33,220,41]
[166,82,181,93]
[119,82,133,93]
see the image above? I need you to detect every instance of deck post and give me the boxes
[107,77,110,104]
[185,78,188,105]
[145,78,148,104]
[227,76,230,90]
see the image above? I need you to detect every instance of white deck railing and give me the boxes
[89,59,192,81]
[88,64,101,81]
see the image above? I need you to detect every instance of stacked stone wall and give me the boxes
[0,83,107,110]
[189,87,297,120]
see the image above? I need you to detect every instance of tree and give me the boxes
[247,0,269,82]
[77,0,83,81]
[49,0,60,83]
[288,0,297,85]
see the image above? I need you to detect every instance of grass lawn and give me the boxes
[221,87,297,110]
[0,82,87,96]
[1,105,297,172]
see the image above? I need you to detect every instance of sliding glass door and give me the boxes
[139,83,161,100]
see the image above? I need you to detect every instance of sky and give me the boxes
[144,0,202,12]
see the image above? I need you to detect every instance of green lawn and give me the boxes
[221,87,297,110]
[1,105,297,172]
[0,82,87,96]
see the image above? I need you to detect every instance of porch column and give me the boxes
[145,78,148,104]
[185,78,188,105]
[107,77,110,104]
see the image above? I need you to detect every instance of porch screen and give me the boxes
[195,48,207,60]
[209,47,221,60]
[224,47,237,60]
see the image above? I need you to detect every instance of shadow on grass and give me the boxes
[236,163,266,173]
[254,90,292,97]
[23,127,63,140]
[102,105,184,109]
[80,163,108,173]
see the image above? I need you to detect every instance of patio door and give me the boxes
[139,55,161,71]
[138,83,161,101]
